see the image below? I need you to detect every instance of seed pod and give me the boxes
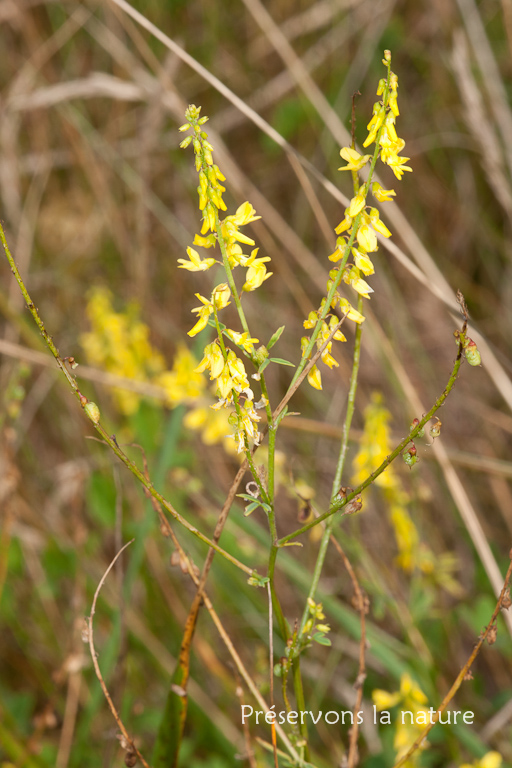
[84,401,100,424]
[465,338,481,366]
[430,418,442,439]
[402,443,418,467]
[410,417,424,437]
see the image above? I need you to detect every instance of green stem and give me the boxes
[297,295,363,637]
[0,222,255,577]
[279,341,464,545]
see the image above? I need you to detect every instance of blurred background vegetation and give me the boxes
[1,0,512,766]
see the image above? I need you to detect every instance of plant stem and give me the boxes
[279,340,465,545]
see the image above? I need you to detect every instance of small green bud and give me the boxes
[84,401,100,424]
[253,345,269,367]
[465,338,481,366]
[383,49,391,62]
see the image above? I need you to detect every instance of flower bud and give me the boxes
[84,401,101,424]
[464,338,481,366]
[253,345,269,367]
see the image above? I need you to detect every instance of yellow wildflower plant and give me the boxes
[301,51,411,389]
[179,104,272,454]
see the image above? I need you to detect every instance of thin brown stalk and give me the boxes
[392,555,512,768]
[86,539,151,768]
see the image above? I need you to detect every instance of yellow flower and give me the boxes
[187,293,214,337]
[372,182,396,202]
[342,266,373,298]
[335,213,353,235]
[368,208,392,238]
[242,249,272,292]
[352,248,375,276]
[373,689,401,710]
[225,329,259,354]
[348,192,366,217]
[307,364,322,390]
[195,341,225,379]
[177,246,216,271]
[356,224,378,252]
[337,297,365,324]
[460,752,503,768]
[338,147,371,171]
[232,201,261,226]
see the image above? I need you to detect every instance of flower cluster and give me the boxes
[352,394,433,574]
[179,105,271,453]
[302,51,411,390]
[303,598,331,647]
[80,287,166,414]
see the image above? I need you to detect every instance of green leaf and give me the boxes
[270,357,295,367]
[267,325,285,350]
[244,501,260,517]
[207,317,226,332]
[258,358,271,374]
[313,632,331,646]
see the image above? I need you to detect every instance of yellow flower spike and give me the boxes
[372,182,396,202]
[348,192,366,217]
[338,146,371,171]
[357,224,378,252]
[177,246,216,272]
[307,364,322,390]
[352,248,375,275]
